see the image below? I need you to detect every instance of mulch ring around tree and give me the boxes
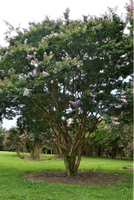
[22,170,132,186]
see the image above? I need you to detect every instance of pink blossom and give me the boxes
[24,38,28,44]
[8,69,11,73]
[34,52,37,55]
[121,90,125,95]
[122,34,126,39]
[114,117,118,120]
[31,60,36,64]
[115,105,122,108]
[27,54,32,58]
[33,70,37,75]
[104,126,108,129]
[121,137,123,140]
[5,51,8,55]
[77,65,80,67]
[23,28,27,32]
[100,116,105,120]
[113,121,120,125]
[92,100,96,103]
[121,99,127,103]
[67,123,70,127]
[69,100,80,106]
[131,81,134,87]
[104,108,108,112]
[121,96,126,98]
[90,93,95,98]
[43,71,49,76]
[19,75,23,79]
[124,0,134,16]
[23,88,29,96]
[54,33,58,36]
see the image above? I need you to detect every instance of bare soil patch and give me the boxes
[22,170,132,186]
[24,157,51,161]
[123,167,133,172]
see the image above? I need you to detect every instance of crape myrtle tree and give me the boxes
[88,113,133,159]
[3,127,22,156]
[0,126,6,150]
[3,125,48,160]
[0,6,133,175]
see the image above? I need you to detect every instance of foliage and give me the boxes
[0,126,6,150]
[87,111,133,159]
[3,127,22,156]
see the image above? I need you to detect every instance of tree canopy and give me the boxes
[0,5,133,175]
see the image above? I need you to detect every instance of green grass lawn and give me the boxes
[0,151,133,200]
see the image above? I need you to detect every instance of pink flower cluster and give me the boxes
[43,71,49,76]
[27,54,32,58]
[69,100,80,106]
[90,93,95,98]
[24,38,28,44]
[19,75,23,79]
[113,121,120,125]
[115,105,122,108]
[131,81,134,86]
[104,108,108,112]
[23,88,29,96]
[33,70,37,75]
[104,126,108,129]
[121,99,127,103]
[124,0,134,16]
[122,34,126,39]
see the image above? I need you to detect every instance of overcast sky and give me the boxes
[1,0,128,130]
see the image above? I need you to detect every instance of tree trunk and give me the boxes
[63,156,78,176]
[30,141,40,160]
[63,148,82,176]
[51,149,53,154]
[94,146,98,157]
[33,141,40,160]
[111,148,116,158]
[23,144,27,153]
[83,144,93,156]
[98,146,102,156]
[16,145,20,157]
[117,147,123,159]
